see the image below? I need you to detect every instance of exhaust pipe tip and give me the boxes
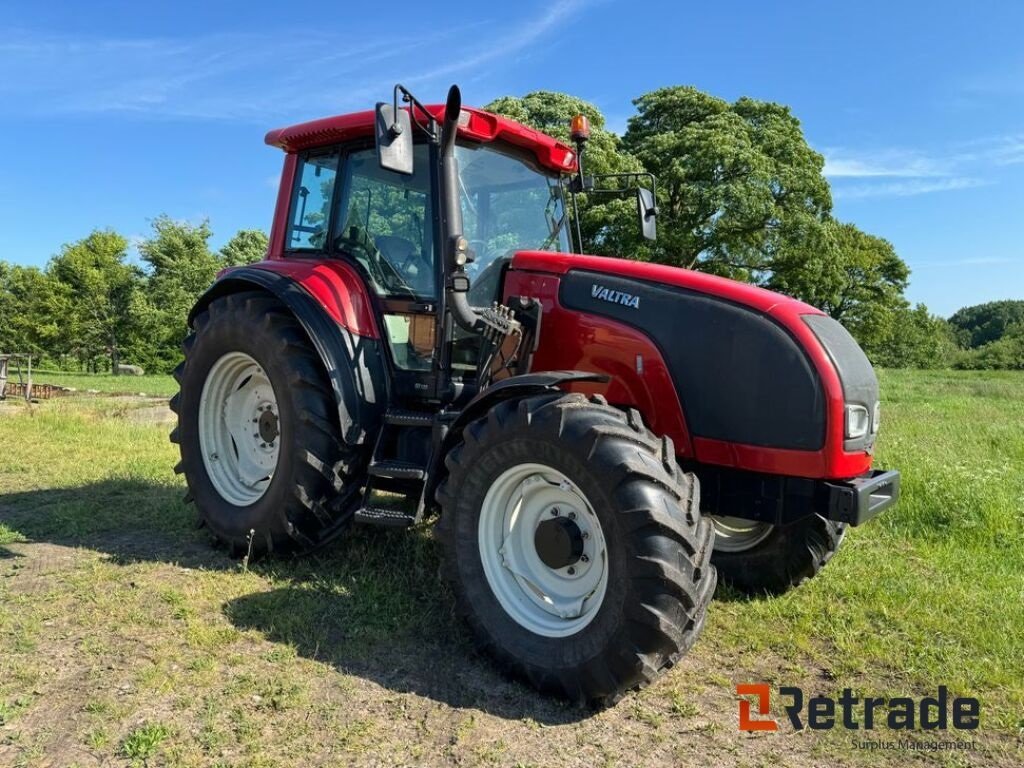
[445,85,462,123]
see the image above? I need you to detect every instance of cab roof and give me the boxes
[264,105,578,175]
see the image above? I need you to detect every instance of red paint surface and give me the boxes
[505,252,874,481]
[267,153,298,260]
[232,259,379,339]
[264,105,578,175]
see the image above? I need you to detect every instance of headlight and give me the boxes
[872,401,881,434]
[845,404,870,439]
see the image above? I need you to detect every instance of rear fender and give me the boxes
[189,265,387,448]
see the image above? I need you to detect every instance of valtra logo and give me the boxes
[590,283,641,309]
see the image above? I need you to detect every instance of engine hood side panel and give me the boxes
[504,253,875,480]
[560,270,826,451]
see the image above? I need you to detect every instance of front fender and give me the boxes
[190,265,387,448]
[422,370,608,512]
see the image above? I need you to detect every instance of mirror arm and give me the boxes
[392,84,438,143]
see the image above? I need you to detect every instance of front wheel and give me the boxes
[709,514,845,595]
[436,393,716,706]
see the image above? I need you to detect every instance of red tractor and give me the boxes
[171,84,899,705]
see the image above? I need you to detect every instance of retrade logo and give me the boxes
[736,683,778,731]
[736,684,980,733]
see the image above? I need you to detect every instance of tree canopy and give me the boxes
[485,91,647,259]
[48,230,144,371]
[220,229,269,268]
[948,300,1024,348]
[486,86,955,367]
[622,86,832,280]
[0,220,267,373]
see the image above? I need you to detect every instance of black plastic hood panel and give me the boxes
[560,270,827,451]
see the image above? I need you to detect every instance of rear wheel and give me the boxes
[170,291,358,555]
[437,392,716,706]
[709,514,845,595]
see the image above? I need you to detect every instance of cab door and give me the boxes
[330,144,441,400]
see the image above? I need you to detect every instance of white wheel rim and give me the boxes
[478,463,609,638]
[710,516,774,553]
[198,352,281,507]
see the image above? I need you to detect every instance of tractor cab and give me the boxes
[265,85,653,408]
[267,87,584,406]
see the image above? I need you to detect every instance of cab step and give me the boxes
[354,506,417,528]
[367,459,425,481]
[384,408,435,428]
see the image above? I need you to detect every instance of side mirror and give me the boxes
[637,187,657,241]
[375,102,414,175]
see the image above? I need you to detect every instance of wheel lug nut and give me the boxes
[582,531,590,540]
[568,511,576,520]
[567,567,575,575]
[551,508,559,516]
[581,555,589,563]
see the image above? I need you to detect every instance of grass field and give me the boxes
[13,371,179,398]
[1,371,1022,767]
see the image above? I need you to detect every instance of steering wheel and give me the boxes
[335,227,415,295]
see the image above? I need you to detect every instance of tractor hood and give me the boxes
[508,250,880,474]
[510,251,820,317]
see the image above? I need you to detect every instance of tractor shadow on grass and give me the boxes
[223,526,594,725]
[0,479,590,724]
[0,479,233,570]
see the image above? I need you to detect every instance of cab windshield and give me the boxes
[456,142,569,303]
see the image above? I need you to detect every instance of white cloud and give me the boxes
[823,154,945,179]
[825,133,1024,198]
[0,0,592,122]
[402,0,588,84]
[915,256,1017,268]
[834,177,987,199]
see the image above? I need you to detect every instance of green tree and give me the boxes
[0,262,71,357]
[138,216,221,372]
[956,323,1024,370]
[863,303,959,369]
[493,86,931,363]
[622,86,832,280]
[485,91,647,257]
[219,229,269,268]
[948,300,1024,348]
[48,230,144,373]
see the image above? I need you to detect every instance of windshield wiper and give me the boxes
[537,182,567,251]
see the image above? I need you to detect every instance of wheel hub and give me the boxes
[478,463,609,638]
[257,407,279,444]
[198,352,281,507]
[534,515,585,570]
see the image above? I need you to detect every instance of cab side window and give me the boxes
[334,146,434,299]
[286,151,339,250]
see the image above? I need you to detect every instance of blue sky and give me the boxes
[0,0,1021,317]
